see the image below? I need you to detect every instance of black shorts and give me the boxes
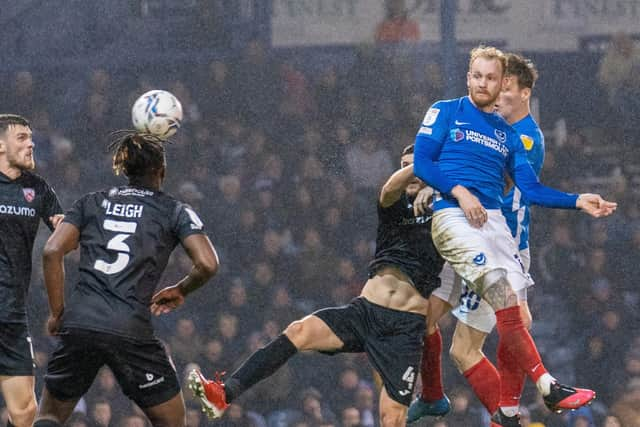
[45,329,180,408]
[313,297,425,406]
[0,323,35,376]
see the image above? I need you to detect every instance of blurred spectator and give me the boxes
[610,376,640,427]
[575,329,623,405]
[341,407,361,427]
[169,317,204,369]
[443,387,481,426]
[89,398,113,427]
[375,0,420,43]
[329,367,363,413]
[597,33,640,107]
[262,285,304,329]
[67,412,92,427]
[201,60,236,121]
[86,368,130,417]
[226,277,260,331]
[232,38,282,126]
[294,227,339,304]
[279,62,315,119]
[353,386,376,427]
[345,132,393,190]
[169,80,201,124]
[314,66,345,126]
[537,221,584,299]
[217,402,258,427]
[299,387,336,426]
[567,406,596,427]
[185,403,204,427]
[597,33,640,149]
[237,332,294,415]
[6,71,39,117]
[199,338,231,373]
[329,258,361,305]
[178,180,204,210]
[212,312,244,363]
[118,414,148,427]
[602,415,623,427]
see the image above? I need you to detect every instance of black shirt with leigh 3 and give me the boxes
[61,186,206,340]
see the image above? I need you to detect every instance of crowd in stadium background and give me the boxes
[0,1,639,427]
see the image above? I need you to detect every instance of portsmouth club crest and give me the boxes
[23,188,35,203]
[451,128,465,142]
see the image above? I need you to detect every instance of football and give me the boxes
[131,90,183,139]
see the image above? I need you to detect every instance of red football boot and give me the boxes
[188,369,230,419]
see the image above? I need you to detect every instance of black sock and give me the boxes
[33,420,62,427]
[225,333,298,402]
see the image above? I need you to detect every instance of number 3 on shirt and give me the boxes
[94,219,138,275]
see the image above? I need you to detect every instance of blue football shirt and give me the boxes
[501,114,545,251]
[413,96,575,211]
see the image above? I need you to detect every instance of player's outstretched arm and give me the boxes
[514,161,618,216]
[576,193,617,218]
[379,164,418,207]
[151,234,219,316]
[42,222,80,335]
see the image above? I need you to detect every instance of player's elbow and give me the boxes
[42,240,65,262]
[379,185,399,207]
[196,253,219,280]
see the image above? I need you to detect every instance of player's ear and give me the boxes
[521,87,531,102]
[0,138,6,154]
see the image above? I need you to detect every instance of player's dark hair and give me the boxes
[402,144,415,156]
[0,114,30,135]
[505,53,538,89]
[108,130,166,181]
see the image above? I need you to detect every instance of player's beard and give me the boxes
[470,87,499,109]
[11,151,35,171]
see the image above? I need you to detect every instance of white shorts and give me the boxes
[433,263,497,333]
[431,209,534,333]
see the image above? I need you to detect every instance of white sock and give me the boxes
[536,373,556,396]
[500,406,519,417]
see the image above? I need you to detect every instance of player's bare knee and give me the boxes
[9,399,37,426]
[449,342,469,372]
[449,338,482,372]
[448,342,463,370]
[379,407,405,427]
[479,271,518,311]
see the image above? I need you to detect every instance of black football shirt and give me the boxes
[61,186,206,340]
[368,193,444,298]
[0,171,62,324]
